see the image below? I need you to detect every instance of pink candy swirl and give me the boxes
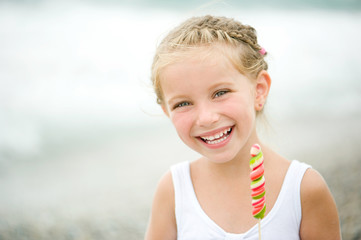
[250,144,266,219]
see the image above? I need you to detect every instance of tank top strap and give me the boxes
[264,160,312,226]
[171,161,192,230]
[287,160,312,222]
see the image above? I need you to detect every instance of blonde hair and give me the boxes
[151,15,268,105]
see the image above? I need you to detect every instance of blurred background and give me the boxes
[0,0,360,239]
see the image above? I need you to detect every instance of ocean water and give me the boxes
[0,1,361,238]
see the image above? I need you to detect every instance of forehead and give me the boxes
[160,45,236,80]
[161,52,233,85]
[159,50,248,101]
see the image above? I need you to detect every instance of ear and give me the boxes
[161,104,169,117]
[254,70,271,111]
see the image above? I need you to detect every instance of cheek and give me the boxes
[170,112,193,138]
[222,96,255,119]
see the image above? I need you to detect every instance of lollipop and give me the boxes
[250,144,266,239]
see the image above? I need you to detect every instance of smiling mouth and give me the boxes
[199,127,233,145]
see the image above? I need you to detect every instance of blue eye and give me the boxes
[214,90,229,98]
[174,102,191,109]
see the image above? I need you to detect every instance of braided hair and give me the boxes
[151,15,268,105]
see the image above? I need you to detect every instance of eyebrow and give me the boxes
[166,94,189,107]
[208,80,235,91]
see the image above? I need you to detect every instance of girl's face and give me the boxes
[160,53,264,164]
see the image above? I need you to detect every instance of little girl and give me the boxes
[145,15,341,240]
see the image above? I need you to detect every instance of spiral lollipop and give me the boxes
[250,144,266,239]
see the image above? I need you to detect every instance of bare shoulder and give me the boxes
[300,168,341,240]
[154,170,175,203]
[144,171,177,240]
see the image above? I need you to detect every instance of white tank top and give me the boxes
[171,160,311,240]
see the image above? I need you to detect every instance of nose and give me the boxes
[195,103,220,127]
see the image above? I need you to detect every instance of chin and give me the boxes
[203,152,239,164]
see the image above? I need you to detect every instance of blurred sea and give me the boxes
[0,0,361,239]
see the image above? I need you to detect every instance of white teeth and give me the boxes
[200,127,232,143]
[207,135,228,144]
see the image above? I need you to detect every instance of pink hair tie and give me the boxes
[259,47,266,55]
